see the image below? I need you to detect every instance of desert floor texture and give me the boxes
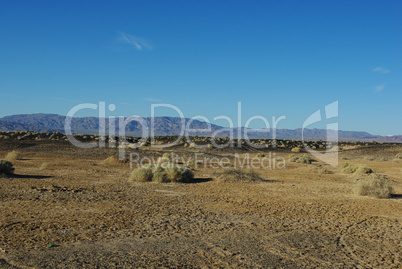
[0,137,401,268]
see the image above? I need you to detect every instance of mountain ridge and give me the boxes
[0,113,400,142]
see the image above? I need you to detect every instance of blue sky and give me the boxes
[0,0,401,135]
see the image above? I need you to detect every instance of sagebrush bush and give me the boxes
[153,171,169,183]
[129,167,153,182]
[215,169,265,182]
[395,153,402,159]
[165,167,183,182]
[181,168,195,182]
[130,162,195,183]
[291,147,301,153]
[5,151,21,161]
[341,163,373,174]
[0,160,14,174]
[353,174,393,198]
[289,154,313,164]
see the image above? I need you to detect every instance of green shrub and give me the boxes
[0,160,14,174]
[129,167,153,183]
[289,154,313,164]
[353,174,393,198]
[5,151,21,161]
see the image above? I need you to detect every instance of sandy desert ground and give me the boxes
[0,136,401,268]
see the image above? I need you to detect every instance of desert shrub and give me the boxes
[39,162,50,170]
[291,147,301,153]
[395,153,402,159]
[0,160,14,174]
[342,163,373,174]
[165,167,183,182]
[353,174,393,198]
[289,154,313,164]
[180,168,195,182]
[215,169,265,182]
[5,151,21,161]
[129,167,153,183]
[153,171,169,183]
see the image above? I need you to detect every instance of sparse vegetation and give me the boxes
[289,154,313,164]
[5,150,21,161]
[341,163,374,174]
[291,147,301,153]
[153,171,169,183]
[129,167,153,182]
[353,174,393,198]
[214,169,265,182]
[395,153,402,159]
[129,163,194,184]
[0,160,14,174]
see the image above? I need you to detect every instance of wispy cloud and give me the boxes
[118,32,153,50]
[144,98,163,102]
[373,66,390,74]
[375,83,386,92]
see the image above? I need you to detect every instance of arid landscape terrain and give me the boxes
[0,132,401,268]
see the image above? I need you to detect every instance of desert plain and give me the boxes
[0,133,401,268]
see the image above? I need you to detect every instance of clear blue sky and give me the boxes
[0,0,401,135]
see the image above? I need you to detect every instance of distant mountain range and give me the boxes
[0,113,401,142]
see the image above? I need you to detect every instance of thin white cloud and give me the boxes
[373,67,390,74]
[118,32,153,50]
[375,83,386,92]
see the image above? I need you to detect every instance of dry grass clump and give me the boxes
[341,163,374,174]
[0,160,14,175]
[129,167,153,182]
[291,147,302,153]
[289,154,313,164]
[39,162,50,170]
[353,174,393,198]
[395,153,402,159]
[101,156,124,165]
[129,163,194,183]
[214,169,265,183]
[5,151,22,161]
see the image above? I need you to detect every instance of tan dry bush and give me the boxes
[395,153,402,159]
[291,147,301,153]
[101,156,123,165]
[165,167,183,182]
[5,151,22,161]
[39,163,50,170]
[289,154,313,164]
[129,167,153,183]
[353,174,393,198]
[153,171,169,183]
[0,160,14,174]
[215,169,265,183]
[342,163,373,174]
